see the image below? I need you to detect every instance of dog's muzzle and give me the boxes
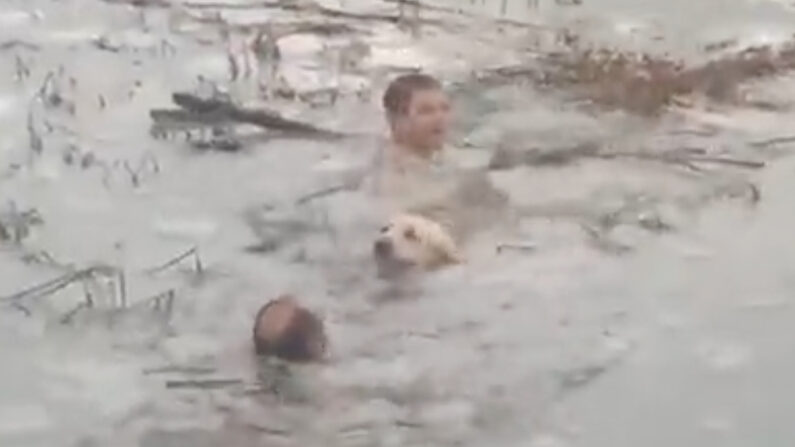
[373,238,393,257]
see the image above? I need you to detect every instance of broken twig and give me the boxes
[145,247,203,276]
[749,135,795,148]
[295,182,358,205]
[496,243,536,254]
[166,379,244,389]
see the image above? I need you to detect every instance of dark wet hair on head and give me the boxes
[382,73,442,119]
[252,299,327,362]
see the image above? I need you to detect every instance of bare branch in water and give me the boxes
[118,270,128,308]
[143,365,216,375]
[60,302,89,324]
[496,243,536,254]
[580,224,633,255]
[149,289,176,320]
[122,161,140,187]
[8,302,31,317]
[748,183,761,204]
[0,40,40,51]
[394,419,424,429]
[0,266,112,304]
[36,71,55,100]
[0,272,78,303]
[489,144,764,172]
[749,135,795,148]
[594,151,762,171]
[243,423,292,437]
[14,55,30,81]
[165,379,244,389]
[26,104,43,157]
[19,250,62,266]
[81,280,95,308]
[151,92,350,140]
[145,247,203,276]
[295,182,358,205]
[382,0,546,29]
[193,249,204,274]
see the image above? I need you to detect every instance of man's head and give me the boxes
[252,295,327,362]
[382,73,451,155]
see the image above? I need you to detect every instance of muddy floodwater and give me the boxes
[2,0,795,446]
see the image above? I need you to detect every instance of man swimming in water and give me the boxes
[372,73,456,204]
[383,73,451,162]
[370,72,509,238]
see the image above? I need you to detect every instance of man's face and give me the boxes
[394,88,451,152]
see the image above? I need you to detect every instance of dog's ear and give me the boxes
[444,246,466,265]
[430,234,465,266]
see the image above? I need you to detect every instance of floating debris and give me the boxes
[150,91,351,144]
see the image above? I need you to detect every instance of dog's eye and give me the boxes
[379,225,390,233]
[403,227,417,240]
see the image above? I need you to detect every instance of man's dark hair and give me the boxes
[252,300,327,362]
[382,73,442,120]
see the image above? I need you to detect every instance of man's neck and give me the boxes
[390,140,442,162]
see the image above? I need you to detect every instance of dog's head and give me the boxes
[373,213,463,278]
[252,295,327,362]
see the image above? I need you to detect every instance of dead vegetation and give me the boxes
[0,204,44,244]
[0,244,206,325]
[478,36,795,115]
[488,143,766,172]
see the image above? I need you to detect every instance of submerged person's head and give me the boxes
[383,73,451,156]
[252,295,327,362]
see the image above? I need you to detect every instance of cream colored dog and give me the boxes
[373,213,464,278]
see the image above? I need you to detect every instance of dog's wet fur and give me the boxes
[372,213,463,280]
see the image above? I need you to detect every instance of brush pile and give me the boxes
[490,36,795,114]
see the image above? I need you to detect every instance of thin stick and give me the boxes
[0,40,40,51]
[140,151,160,173]
[81,280,94,308]
[394,419,424,429]
[27,105,43,156]
[151,289,176,319]
[496,243,535,254]
[0,269,90,302]
[166,379,244,389]
[295,183,355,205]
[749,135,795,147]
[668,128,717,137]
[8,302,32,317]
[382,0,546,28]
[60,302,88,324]
[193,249,203,275]
[36,71,54,99]
[596,151,764,169]
[122,161,140,187]
[244,423,291,436]
[145,247,199,275]
[684,155,765,169]
[143,365,216,375]
[118,270,127,308]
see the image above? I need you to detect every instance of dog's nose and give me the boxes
[373,239,392,256]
